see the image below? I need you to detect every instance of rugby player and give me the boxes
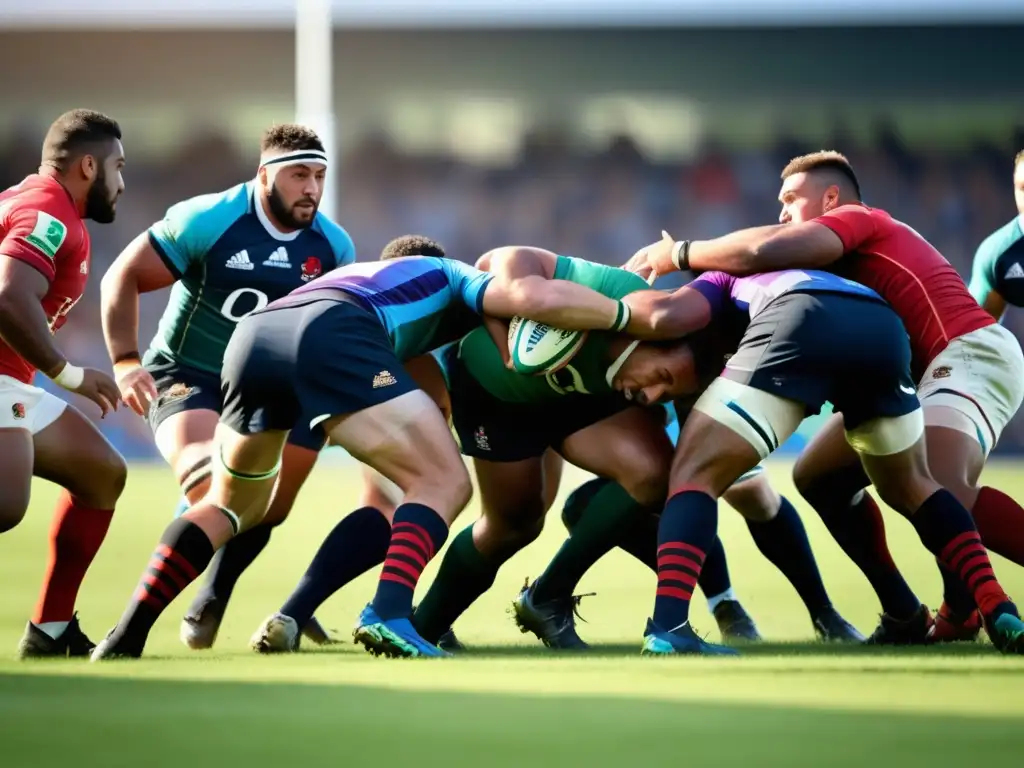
[626,150,1024,645]
[92,251,635,660]
[100,124,354,650]
[969,150,1024,321]
[0,110,128,658]
[620,269,1024,655]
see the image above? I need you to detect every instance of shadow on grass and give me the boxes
[0,672,1018,768]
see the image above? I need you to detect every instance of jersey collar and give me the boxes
[250,181,304,242]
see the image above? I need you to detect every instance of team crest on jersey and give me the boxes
[11,402,25,420]
[932,366,952,379]
[301,257,322,282]
[372,370,397,389]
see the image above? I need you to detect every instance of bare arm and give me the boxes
[100,232,176,365]
[980,290,1008,322]
[0,256,67,377]
[687,222,846,274]
[623,287,713,340]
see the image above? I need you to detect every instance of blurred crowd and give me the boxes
[2,124,1023,457]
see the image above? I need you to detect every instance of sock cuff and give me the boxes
[161,517,216,563]
[392,503,450,551]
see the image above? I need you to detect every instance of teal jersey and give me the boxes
[145,181,356,373]
[969,216,1024,309]
[283,256,493,360]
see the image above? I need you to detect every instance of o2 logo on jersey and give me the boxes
[301,257,322,282]
[544,364,592,396]
[220,287,269,322]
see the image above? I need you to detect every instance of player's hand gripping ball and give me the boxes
[508,316,587,375]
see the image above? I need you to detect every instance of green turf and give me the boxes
[2,458,1023,768]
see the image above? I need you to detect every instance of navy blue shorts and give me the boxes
[444,346,630,462]
[144,351,324,451]
[724,291,919,430]
[219,295,417,441]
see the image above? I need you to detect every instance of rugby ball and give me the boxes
[508,316,588,375]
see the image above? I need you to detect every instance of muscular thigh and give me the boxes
[34,405,127,508]
[475,455,547,525]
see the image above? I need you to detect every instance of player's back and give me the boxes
[817,204,994,378]
[287,255,491,360]
[0,174,91,383]
[147,181,353,374]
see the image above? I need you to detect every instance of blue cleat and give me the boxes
[986,609,1024,655]
[641,619,741,657]
[353,605,450,659]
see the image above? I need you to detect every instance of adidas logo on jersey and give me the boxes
[263,246,290,268]
[1005,262,1024,280]
[372,370,398,388]
[227,250,254,271]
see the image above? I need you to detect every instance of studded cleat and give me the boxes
[17,614,96,659]
[812,606,866,642]
[353,605,449,659]
[712,600,762,642]
[301,615,338,646]
[928,603,982,644]
[180,596,227,650]
[641,619,741,656]
[864,605,933,646]
[511,579,592,650]
[90,627,144,661]
[250,613,301,653]
[984,604,1024,655]
[437,628,466,653]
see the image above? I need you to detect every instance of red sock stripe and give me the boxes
[388,543,427,568]
[659,569,698,588]
[957,552,990,577]
[390,530,431,556]
[380,571,417,589]
[656,585,693,601]
[157,544,199,581]
[657,553,701,570]
[148,556,189,591]
[383,557,422,581]
[657,541,706,563]
[391,523,435,559]
[135,585,165,609]
[143,572,176,601]
[967,567,996,591]
[949,542,986,573]
[940,531,980,563]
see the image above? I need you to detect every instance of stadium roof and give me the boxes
[4,0,1024,28]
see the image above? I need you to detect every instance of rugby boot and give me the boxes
[928,602,982,643]
[812,606,866,642]
[437,627,467,653]
[17,614,96,659]
[863,604,933,646]
[641,618,741,657]
[250,613,301,653]
[90,627,144,661]
[983,604,1024,655]
[712,600,762,642]
[184,595,334,650]
[511,579,592,650]
[353,605,449,659]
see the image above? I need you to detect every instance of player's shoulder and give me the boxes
[311,213,355,261]
[1,175,78,220]
[163,181,251,229]
[977,217,1024,258]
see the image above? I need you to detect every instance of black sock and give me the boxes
[562,477,660,573]
[412,525,501,643]
[186,524,275,617]
[697,537,732,600]
[939,561,977,616]
[802,474,921,620]
[280,507,390,627]
[747,497,831,615]
[653,491,718,629]
[112,518,216,651]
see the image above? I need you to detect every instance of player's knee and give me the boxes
[75,447,128,509]
[477,512,544,559]
[561,477,612,532]
[724,475,780,522]
[614,454,670,507]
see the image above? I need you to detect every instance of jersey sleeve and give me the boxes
[0,194,76,282]
[314,217,356,267]
[147,187,244,280]
[814,204,879,252]
[687,271,733,317]
[442,259,494,314]
[969,232,1003,305]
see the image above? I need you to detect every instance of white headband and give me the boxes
[259,149,328,170]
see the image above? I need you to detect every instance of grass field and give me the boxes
[2,458,1024,768]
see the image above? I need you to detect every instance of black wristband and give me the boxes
[113,351,141,364]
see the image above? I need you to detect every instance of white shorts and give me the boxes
[0,375,67,434]
[918,324,1024,456]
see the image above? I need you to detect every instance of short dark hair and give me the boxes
[41,109,122,173]
[380,235,447,260]
[781,150,862,200]
[261,123,324,154]
[1014,149,1024,170]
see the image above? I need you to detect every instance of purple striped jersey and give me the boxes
[690,269,882,319]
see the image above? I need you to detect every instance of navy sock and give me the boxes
[939,561,977,616]
[187,523,274,617]
[697,537,732,599]
[372,503,450,621]
[281,507,391,627]
[653,490,718,630]
[910,490,1013,619]
[747,497,831,615]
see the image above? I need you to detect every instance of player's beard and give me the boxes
[268,183,317,230]
[85,166,117,223]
